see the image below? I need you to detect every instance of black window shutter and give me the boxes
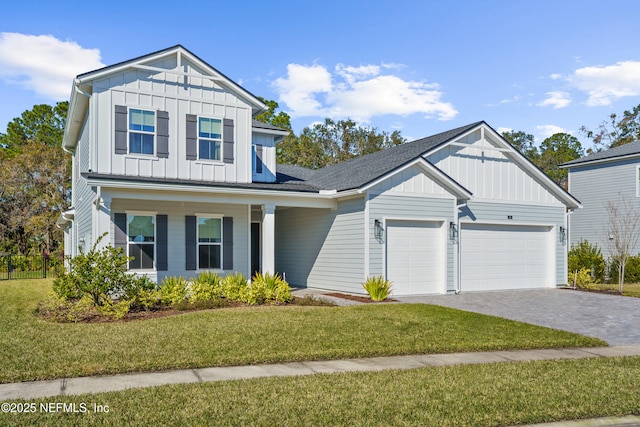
[186,114,197,160]
[256,145,263,173]
[114,213,127,251]
[156,215,168,271]
[114,105,128,154]
[223,216,233,270]
[223,118,234,164]
[157,111,169,158]
[185,215,197,270]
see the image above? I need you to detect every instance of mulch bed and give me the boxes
[324,292,397,303]
[561,286,622,296]
[37,296,335,323]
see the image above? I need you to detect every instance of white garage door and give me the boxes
[460,223,553,291]
[386,220,444,295]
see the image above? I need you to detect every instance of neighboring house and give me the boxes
[562,141,640,256]
[57,45,580,295]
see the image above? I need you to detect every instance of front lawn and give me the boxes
[0,279,604,383]
[2,356,639,426]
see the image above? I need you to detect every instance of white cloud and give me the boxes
[497,127,513,135]
[538,91,571,109]
[0,33,104,100]
[568,61,640,106]
[535,124,570,139]
[549,73,562,80]
[273,62,457,122]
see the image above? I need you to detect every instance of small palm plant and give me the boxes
[362,276,392,301]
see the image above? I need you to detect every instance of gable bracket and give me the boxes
[448,142,511,152]
[131,64,226,82]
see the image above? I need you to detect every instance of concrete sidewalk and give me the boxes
[2,345,639,401]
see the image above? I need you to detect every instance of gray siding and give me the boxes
[110,198,249,282]
[275,197,365,292]
[368,194,455,291]
[74,116,96,254]
[463,201,566,285]
[569,159,640,258]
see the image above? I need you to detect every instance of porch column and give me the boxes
[262,203,275,274]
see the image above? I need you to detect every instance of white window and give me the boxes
[129,109,155,155]
[637,166,640,197]
[127,214,155,269]
[198,217,222,269]
[199,117,222,161]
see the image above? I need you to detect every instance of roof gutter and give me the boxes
[560,152,640,169]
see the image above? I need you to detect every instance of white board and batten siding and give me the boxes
[91,55,254,184]
[275,197,365,293]
[367,164,457,295]
[426,129,564,206]
[568,159,640,255]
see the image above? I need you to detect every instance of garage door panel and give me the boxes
[461,223,552,292]
[386,220,444,295]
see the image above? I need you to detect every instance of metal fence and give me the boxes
[0,253,55,280]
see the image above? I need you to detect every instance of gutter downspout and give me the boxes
[74,80,93,171]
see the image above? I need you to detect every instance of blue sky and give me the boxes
[1,0,639,149]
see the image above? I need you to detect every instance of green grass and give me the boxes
[581,282,640,298]
[2,357,639,426]
[0,279,604,383]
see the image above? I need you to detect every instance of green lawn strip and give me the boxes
[2,357,639,426]
[582,283,640,298]
[1,279,604,383]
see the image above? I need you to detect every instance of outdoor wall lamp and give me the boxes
[374,219,384,240]
[559,226,567,244]
[449,221,458,241]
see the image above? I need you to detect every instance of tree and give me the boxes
[603,197,640,293]
[501,130,539,162]
[580,103,640,152]
[281,118,406,169]
[254,97,292,131]
[0,102,68,158]
[537,133,584,188]
[0,102,70,255]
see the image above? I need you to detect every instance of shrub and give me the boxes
[52,233,135,306]
[251,272,293,304]
[37,294,99,323]
[608,254,640,284]
[98,298,131,320]
[222,272,249,302]
[567,267,593,288]
[190,271,224,302]
[159,276,188,306]
[122,275,161,311]
[568,240,606,283]
[362,276,392,301]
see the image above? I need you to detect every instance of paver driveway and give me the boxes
[396,289,640,345]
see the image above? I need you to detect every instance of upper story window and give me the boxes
[129,109,155,155]
[127,214,155,270]
[637,166,640,197]
[199,117,222,161]
[198,216,222,269]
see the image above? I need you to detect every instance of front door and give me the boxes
[251,222,261,277]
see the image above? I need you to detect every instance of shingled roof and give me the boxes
[562,140,640,167]
[276,121,484,192]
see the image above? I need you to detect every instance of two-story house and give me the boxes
[563,141,640,256]
[58,45,580,294]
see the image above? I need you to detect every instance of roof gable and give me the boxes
[424,123,580,208]
[77,45,265,113]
